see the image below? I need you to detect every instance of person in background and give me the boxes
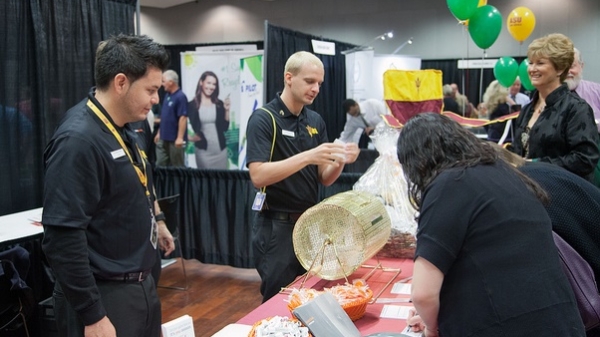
[399,113,584,337]
[496,146,600,283]
[507,77,531,110]
[510,33,599,181]
[450,83,477,117]
[566,47,600,132]
[42,34,174,337]
[155,70,188,167]
[442,84,459,114]
[246,51,360,302]
[188,71,230,169]
[339,98,387,147]
[482,80,511,143]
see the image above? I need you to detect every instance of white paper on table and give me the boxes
[210,323,252,337]
[391,283,412,295]
[380,305,414,319]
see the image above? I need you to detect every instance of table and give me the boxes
[237,257,415,336]
[0,207,44,247]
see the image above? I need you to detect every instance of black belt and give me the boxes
[260,211,303,222]
[97,270,151,283]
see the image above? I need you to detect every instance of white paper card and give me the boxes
[380,305,413,319]
[391,283,412,295]
[161,314,195,337]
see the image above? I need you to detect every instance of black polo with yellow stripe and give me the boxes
[246,94,329,213]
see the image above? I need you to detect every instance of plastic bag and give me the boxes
[352,122,417,258]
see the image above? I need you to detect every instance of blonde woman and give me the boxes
[482,80,510,142]
[510,33,599,181]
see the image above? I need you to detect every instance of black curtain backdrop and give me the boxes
[422,57,527,107]
[265,23,357,142]
[0,0,135,216]
[154,167,361,268]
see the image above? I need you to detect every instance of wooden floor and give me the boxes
[157,258,263,337]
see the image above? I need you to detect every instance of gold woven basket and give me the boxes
[293,191,391,280]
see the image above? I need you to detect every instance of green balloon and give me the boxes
[494,57,519,88]
[468,5,502,50]
[447,0,479,21]
[519,59,535,91]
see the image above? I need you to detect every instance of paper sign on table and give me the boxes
[391,283,412,295]
[380,305,414,319]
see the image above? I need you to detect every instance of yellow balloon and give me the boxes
[507,6,536,43]
[462,0,487,27]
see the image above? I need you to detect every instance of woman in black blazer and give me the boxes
[188,71,230,169]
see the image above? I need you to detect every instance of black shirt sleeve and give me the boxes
[42,226,107,325]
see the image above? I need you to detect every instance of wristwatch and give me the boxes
[155,212,166,222]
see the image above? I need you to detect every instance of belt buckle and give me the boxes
[137,272,144,282]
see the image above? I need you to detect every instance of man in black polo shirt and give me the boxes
[246,51,360,302]
[42,34,174,337]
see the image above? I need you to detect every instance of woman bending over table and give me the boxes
[398,113,584,337]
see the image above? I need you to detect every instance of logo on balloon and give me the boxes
[507,7,536,43]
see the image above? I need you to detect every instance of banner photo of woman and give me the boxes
[181,50,261,169]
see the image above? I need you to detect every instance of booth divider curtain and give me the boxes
[265,23,357,142]
[0,0,135,216]
[154,167,361,268]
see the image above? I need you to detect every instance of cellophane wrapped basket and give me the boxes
[352,122,417,259]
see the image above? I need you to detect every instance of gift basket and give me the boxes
[352,122,417,259]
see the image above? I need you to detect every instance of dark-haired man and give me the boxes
[42,34,174,337]
[339,98,387,146]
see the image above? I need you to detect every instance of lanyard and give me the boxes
[86,99,150,197]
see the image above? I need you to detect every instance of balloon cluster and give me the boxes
[493,57,534,90]
[447,1,536,49]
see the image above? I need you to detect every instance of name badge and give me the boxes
[282,129,295,138]
[111,148,126,159]
[252,192,266,211]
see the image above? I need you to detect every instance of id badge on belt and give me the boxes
[149,207,158,249]
[252,192,266,211]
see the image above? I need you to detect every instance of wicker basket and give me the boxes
[287,289,373,322]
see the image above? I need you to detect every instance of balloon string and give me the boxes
[480,50,485,104]
[464,25,469,102]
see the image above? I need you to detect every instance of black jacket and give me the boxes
[188,100,229,151]
[511,83,599,181]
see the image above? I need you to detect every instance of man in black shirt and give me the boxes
[42,34,173,337]
[246,51,360,302]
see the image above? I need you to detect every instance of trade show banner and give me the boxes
[238,54,264,170]
[345,51,421,100]
[181,50,261,169]
[345,50,374,101]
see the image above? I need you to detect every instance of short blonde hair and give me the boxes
[527,33,574,82]
[284,51,323,76]
[483,80,508,114]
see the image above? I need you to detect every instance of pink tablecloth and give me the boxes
[237,257,414,335]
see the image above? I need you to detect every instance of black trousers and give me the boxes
[52,276,161,336]
[252,213,305,302]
